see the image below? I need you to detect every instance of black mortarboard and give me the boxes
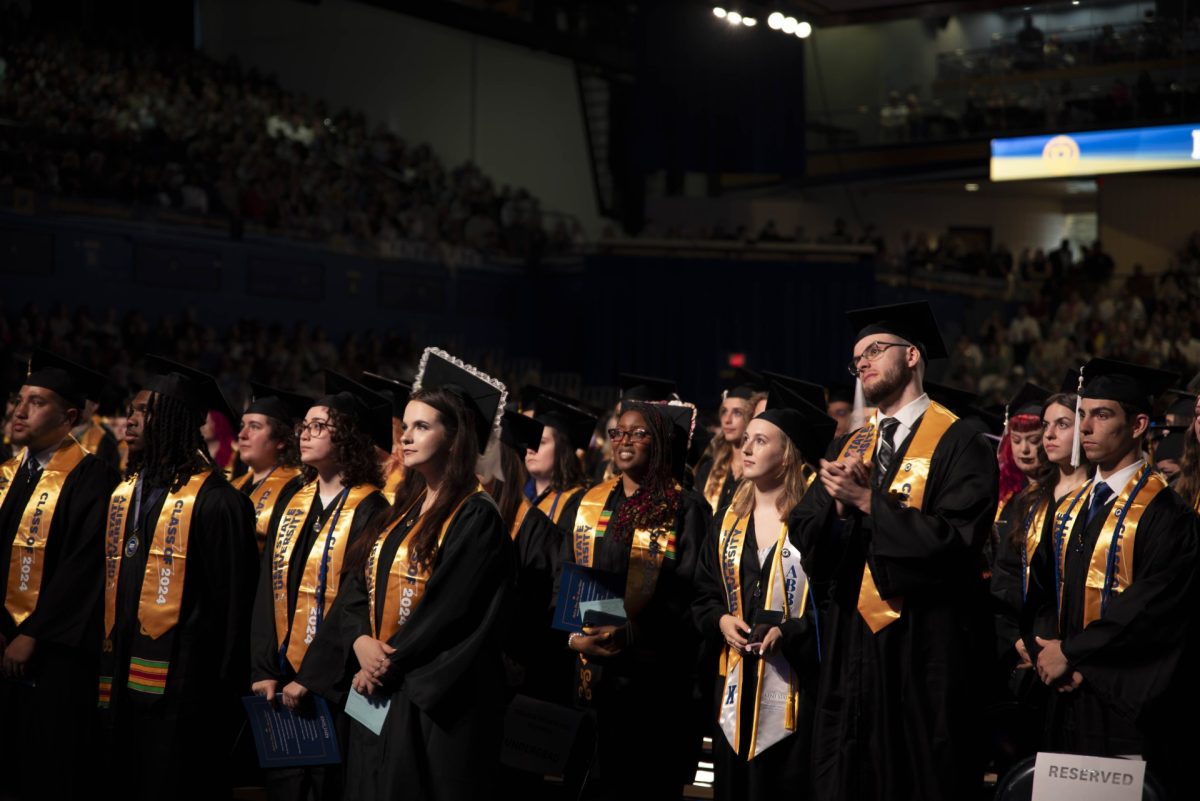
[414,348,506,454]
[1060,369,1083,394]
[518,386,540,414]
[534,391,598,452]
[246,382,313,426]
[846,301,948,361]
[1154,430,1187,462]
[142,355,235,426]
[762,370,827,411]
[97,383,129,418]
[923,381,980,417]
[760,380,837,463]
[723,367,767,401]
[618,372,677,402]
[24,349,108,408]
[1163,388,1198,420]
[638,401,696,480]
[827,383,855,405]
[320,371,393,452]
[1007,382,1051,420]
[1078,358,1178,414]
[501,410,545,454]
[360,372,413,420]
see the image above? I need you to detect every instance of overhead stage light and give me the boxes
[796,21,813,38]
[768,12,784,29]
[713,7,728,18]
[727,10,743,24]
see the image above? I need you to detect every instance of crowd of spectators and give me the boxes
[0,7,583,262]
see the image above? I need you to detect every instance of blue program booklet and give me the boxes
[552,562,628,633]
[242,694,342,768]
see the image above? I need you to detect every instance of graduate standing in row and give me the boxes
[695,378,766,514]
[789,301,999,801]
[1024,359,1199,795]
[526,390,594,527]
[233,382,310,554]
[361,372,412,504]
[0,352,120,801]
[693,382,834,800]
[287,348,514,801]
[250,372,391,801]
[99,357,259,801]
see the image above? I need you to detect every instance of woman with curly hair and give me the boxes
[556,400,712,800]
[283,349,512,801]
[248,372,390,801]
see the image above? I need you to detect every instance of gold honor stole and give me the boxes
[273,482,377,671]
[536,486,581,525]
[716,508,809,758]
[511,498,532,541]
[78,419,107,455]
[382,467,405,505]
[1019,490,1051,600]
[703,467,729,513]
[1054,466,1166,628]
[2,439,88,624]
[837,401,958,634]
[368,487,484,643]
[237,467,303,553]
[571,477,679,619]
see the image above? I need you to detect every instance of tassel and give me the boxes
[999,403,1010,456]
[1070,366,1085,468]
[850,377,867,432]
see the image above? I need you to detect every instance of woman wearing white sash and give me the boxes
[693,383,834,800]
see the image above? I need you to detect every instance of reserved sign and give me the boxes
[1033,752,1145,801]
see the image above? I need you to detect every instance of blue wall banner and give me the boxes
[990,123,1200,181]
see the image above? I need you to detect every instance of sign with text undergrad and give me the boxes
[1032,752,1145,801]
[991,122,1200,181]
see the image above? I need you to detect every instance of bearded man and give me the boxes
[788,301,999,801]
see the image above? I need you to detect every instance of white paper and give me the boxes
[1032,752,1145,801]
[344,688,390,736]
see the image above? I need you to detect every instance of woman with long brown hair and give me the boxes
[248,372,390,800]
[556,399,711,800]
[693,384,834,800]
[1170,394,1200,512]
[281,349,512,801]
[525,390,594,527]
[695,381,768,513]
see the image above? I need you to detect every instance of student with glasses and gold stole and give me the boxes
[693,381,834,800]
[98,356,258,801]
[233,382,310,554]
[248,372,390,801]
[0,351,119,801]
[1022,359,1199,797]
[557,399,711,800]
[282,348,513,801]
[787,302,999,801]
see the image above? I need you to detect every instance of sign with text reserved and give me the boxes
[1033,752,1145,801]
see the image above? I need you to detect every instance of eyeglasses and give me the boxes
[847,341,910,377]
[295,420,335,438]
[608,428,651,443]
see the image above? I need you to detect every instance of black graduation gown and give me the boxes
[787,416,999,801]
[100,472,258,801]
[694,458,739,514]
[1023,478,1199,786]
[297,493,515,801]
[555,483,712,800]
[0,452,119,801]
[247,484,386,800]
[692,511,820,801]
[509,504,573,704]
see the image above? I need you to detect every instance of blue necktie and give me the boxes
[1085,482,1115,528]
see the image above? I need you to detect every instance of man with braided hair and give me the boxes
[98,356,257,801]
[557,400,712,800]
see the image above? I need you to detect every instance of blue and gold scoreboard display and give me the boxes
[991,123,1200,181]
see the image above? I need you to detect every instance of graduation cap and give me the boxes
[760,380,837,463]
[501,410,545,454]
[1060,369,1083,394]
[142,355,235,426]
[723,367,767,401]
[319,371,393,452]
[618,372,677,403]
[1162,388,1198,421]
[827,382,855,405]
[518,386,540,414]
[97,383,129,418]
[1153,429,1187,462]
[23,349,108,409]
[845,301,948,361]
[414,347,506,454]
[1006,382,1051,423]
[1078,358,1178,414]
[761,370,827,411]
[924,381,980,417]
[645,400,697,480]
[360,372,413,420]
[534,391,598,452]
[246,382,313,427]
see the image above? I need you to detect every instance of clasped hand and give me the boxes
[819,455,872,516]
